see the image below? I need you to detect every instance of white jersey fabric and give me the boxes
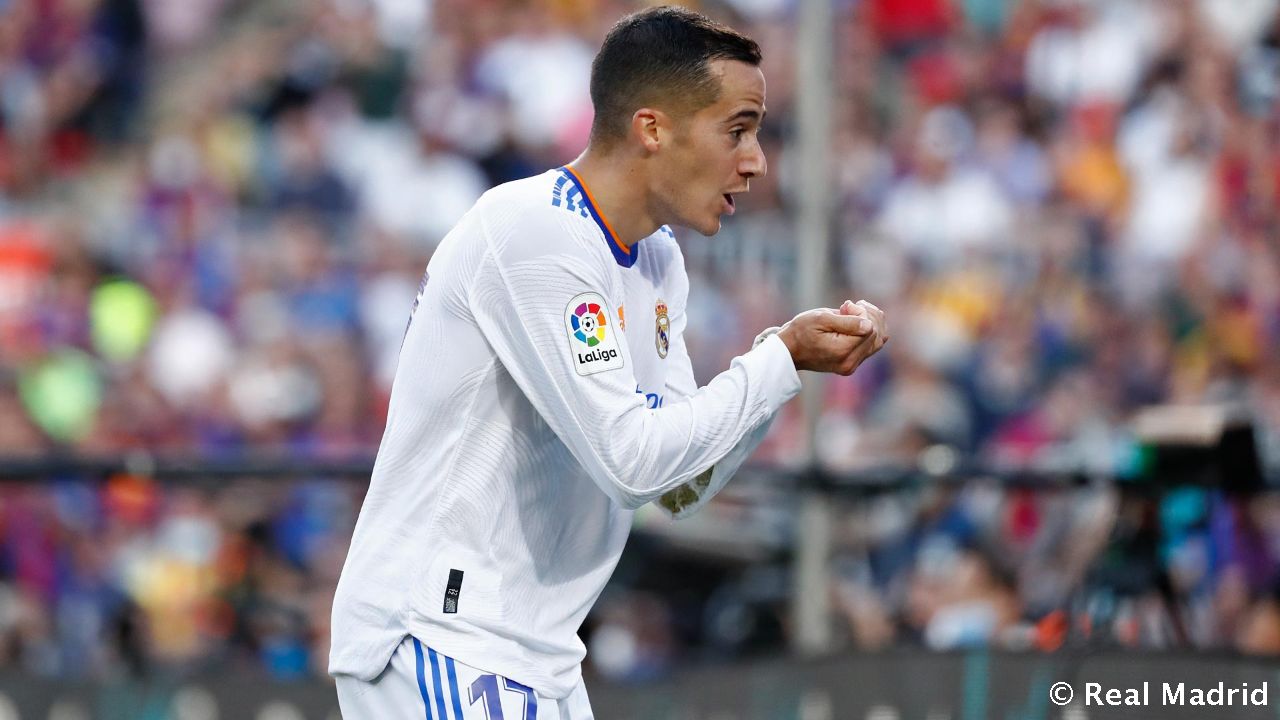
[335,636,593,719]
[330,168,801,699]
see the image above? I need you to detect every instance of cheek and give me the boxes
[688,149,729,191]
[665,137,726,210]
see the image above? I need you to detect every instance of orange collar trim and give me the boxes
[562,166,630,259]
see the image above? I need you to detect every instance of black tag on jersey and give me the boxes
[443,569,464,614]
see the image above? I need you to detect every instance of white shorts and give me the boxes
[335,635,594,720]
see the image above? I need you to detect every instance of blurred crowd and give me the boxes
[0,0,1279,682]
[0,477,350,680]
[811,0,1280,479]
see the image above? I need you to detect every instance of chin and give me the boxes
[670,217,721,237]
[696,215,722,236]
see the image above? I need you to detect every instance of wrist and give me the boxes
[776,324,800,368]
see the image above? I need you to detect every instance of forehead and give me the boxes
[703,59,766,117]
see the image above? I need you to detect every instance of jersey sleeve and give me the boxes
[469,206,800,510]
[652,247,786,519]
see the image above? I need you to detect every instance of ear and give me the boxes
[630,108,665,153]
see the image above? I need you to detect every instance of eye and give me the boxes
[729,127,745,141]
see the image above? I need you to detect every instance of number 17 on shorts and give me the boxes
[413,639,537,720]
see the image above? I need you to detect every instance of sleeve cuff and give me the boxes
[739,332,802,414]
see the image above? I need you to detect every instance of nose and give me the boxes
[740,137,766,179]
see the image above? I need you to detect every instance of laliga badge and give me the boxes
[565,292,624,376]
[655,299,670,359]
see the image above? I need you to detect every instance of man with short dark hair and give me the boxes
[330,6,886,718]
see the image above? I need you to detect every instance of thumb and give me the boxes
[825,312,873,336]
[839,300,866,316]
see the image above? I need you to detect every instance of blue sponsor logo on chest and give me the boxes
[636,385,664,409]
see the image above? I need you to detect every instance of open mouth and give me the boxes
[723,194,736,213]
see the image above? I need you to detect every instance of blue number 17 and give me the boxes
[469,674,537,720]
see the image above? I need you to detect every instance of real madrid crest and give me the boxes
[654,299,670,359]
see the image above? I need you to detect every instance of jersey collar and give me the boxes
[559,166,637,268]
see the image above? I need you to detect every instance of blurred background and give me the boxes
[0,0,1279,716]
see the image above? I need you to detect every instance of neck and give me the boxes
[566,149,659,247]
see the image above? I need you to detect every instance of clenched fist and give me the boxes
[776,299,888,375]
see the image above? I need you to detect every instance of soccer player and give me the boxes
[330,6,887,718]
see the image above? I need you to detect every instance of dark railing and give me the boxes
[0,453,378,481]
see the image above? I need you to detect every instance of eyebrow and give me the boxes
[726,108,766,125]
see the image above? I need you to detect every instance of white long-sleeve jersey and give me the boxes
[329,168,801,698]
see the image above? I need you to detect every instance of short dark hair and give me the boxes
[589,6,762,148]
